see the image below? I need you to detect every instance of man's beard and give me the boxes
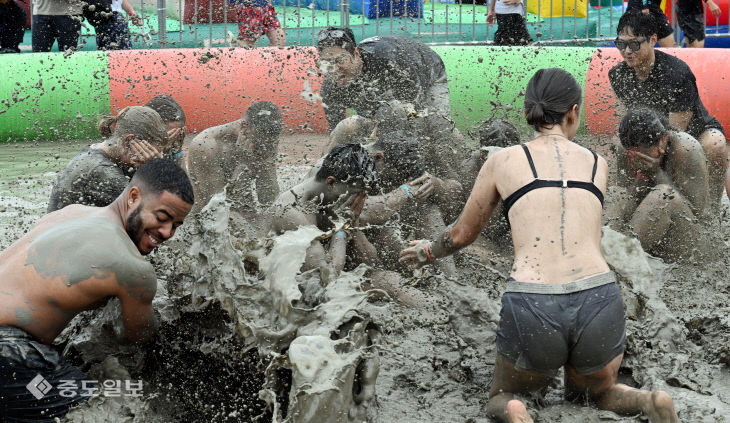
[125,203,144,253]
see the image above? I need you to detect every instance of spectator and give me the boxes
[626,0,676,47]
[0,0,26,53]
[31,0,82,52]
[92,0,143,50]
[676,0,721,47]
[487,0,532,46]
[229,0,285,48]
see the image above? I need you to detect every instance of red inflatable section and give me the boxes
[183,0,230,24]
[108,47,327,135]
[584,48,730,136]
[704,0,729,26]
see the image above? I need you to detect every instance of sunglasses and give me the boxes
[614,37,649,52]
[318,29,350,42]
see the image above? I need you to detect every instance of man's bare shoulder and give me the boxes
[25,215,154,290]
[673,131,704,156]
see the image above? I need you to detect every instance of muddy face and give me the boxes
[319,46,362,88]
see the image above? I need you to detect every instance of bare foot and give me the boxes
[642,391,680,423]
[506,399,534,423]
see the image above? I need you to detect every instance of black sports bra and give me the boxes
[502,144,604,222]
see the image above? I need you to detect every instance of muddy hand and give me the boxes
[130,139,163,166]
[399,239,433,268]
[487,10,496,25]
[627,150,661,176]
[411,173,441,200]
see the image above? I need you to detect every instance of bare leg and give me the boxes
[369,270,430,307]
[266,27,286,47]
[239,38,256,48]
[629,184,704,257]
[698,128,728,208]
[565,354,679,422]
[487,354,553,423]
[658,34,676,47]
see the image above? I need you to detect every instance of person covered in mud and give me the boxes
[400,68,680,423]
[145,94,187,161]
[47,106,170,213]
[268,143,378,283]
[359,130,458,277]
[184,101,282,213]
[0,159,193,422]
[610,107,709,261]
[609,10,727,208]
[316,27,452,132]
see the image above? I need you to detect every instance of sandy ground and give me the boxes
[1,133,730,422]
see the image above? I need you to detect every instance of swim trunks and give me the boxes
[234,3,281,42]
[495,271,626,376]
[676,10,706,43]
[0,325,87,422]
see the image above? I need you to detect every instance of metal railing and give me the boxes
[125,0,727,49]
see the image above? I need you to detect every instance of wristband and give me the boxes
[636,171,648,181]
[424,242,434,261]
[335,230,348,239]
[400,184,414,199]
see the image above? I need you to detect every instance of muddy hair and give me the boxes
[316,27,357,55]
[479,119,521,148]
[131,158,194,205]
[145,94,186,124]
[617,9,657,38]
[373,130,425,187]
[97,106,168,148]
[244,101,283,142]
[618,107,670,148]
[524,68,582,132]
[316,143,379,192]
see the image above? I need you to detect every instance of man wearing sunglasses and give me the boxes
[609,10,727,209]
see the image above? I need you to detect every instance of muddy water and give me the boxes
[2,134,730,422]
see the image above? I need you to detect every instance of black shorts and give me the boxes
[0,325,87,422]
[496,272,626,376]
[677,10,706,43]
[494,13,533,46]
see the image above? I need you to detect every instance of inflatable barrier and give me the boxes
[0,46,728,142]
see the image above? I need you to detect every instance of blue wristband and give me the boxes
[401,184,414,199]
[335,230,348,239]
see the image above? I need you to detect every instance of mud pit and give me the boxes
[2,133,730,422]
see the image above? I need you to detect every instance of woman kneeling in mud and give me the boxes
[400,68,679,423]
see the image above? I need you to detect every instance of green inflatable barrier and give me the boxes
[0,52,110,141]
[431,46,594,134]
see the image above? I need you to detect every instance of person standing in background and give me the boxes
[31,0,82,52]
[93,0,143,50]
[487,0,532,45]
[0,0,26,53]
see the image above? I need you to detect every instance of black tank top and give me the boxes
[502,144,604,222]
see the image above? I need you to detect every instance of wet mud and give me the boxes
[2,134,730,422]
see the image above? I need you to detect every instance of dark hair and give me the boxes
[145,94,186,124]
[317,27,357,55]
[98,106,168,147]
[316,144,379,192]
[131,158,195,205]
[617,9,657,38]
[373,130,425,187]
[524,68,582,131]
[479,119,521,148]
[244,101,283,141]
[618,107,669,149]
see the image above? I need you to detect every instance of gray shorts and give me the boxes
[495,271,626,376]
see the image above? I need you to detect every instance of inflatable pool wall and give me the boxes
[1,46,728,142]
